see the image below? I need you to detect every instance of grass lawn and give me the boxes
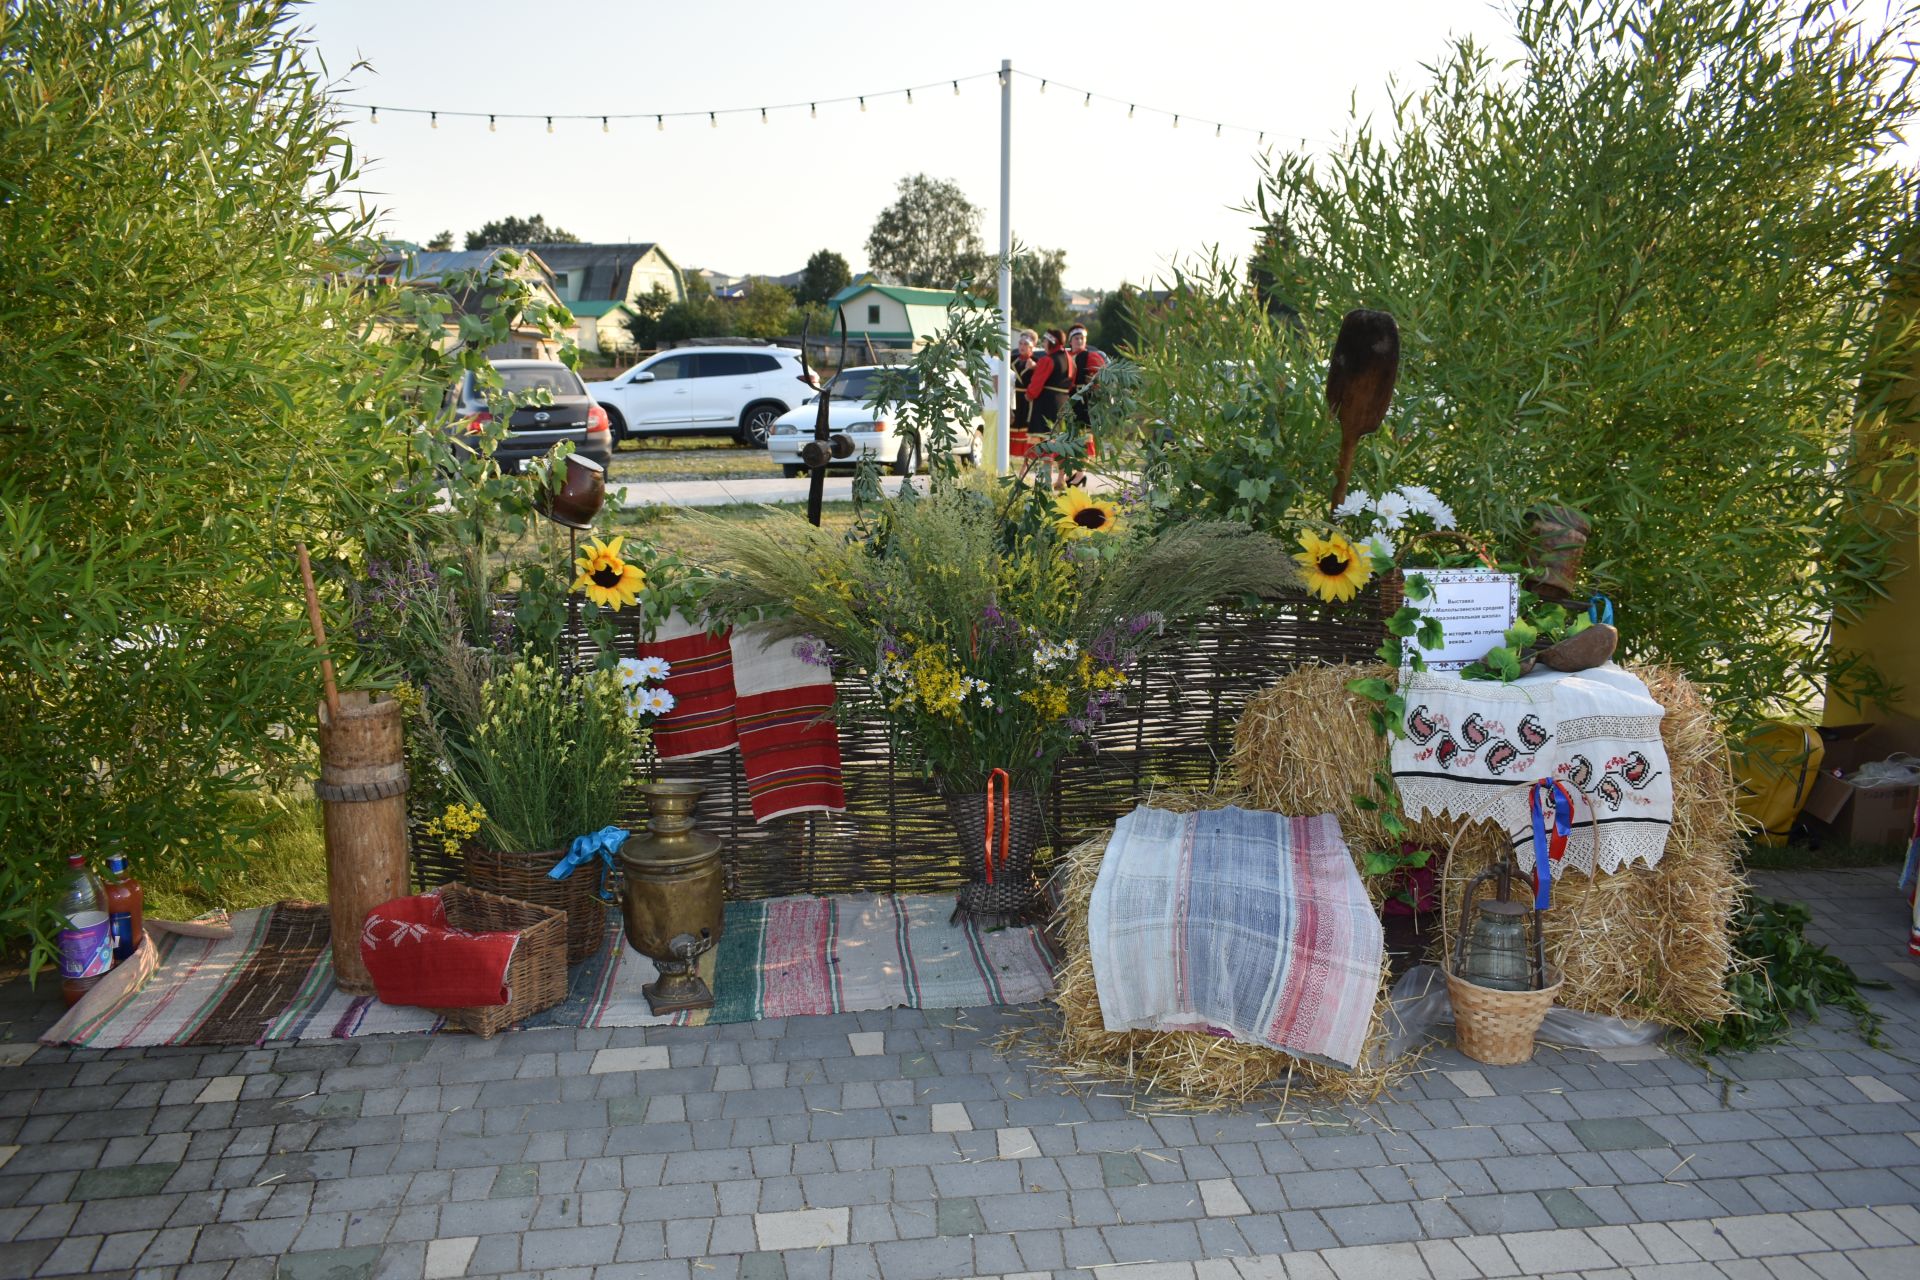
[491,499,860,568]
[144,792,330,921]
[607,436,780,485]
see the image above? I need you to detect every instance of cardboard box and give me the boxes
[1800,717,1920,847]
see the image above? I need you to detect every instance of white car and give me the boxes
[586,344,809,447]
[766,365,986,477]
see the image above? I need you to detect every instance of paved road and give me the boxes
[0,866,1914,1279]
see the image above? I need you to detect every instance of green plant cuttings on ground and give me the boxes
[1691,895,1886,1055]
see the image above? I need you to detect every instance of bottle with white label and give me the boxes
[57,852,112,1007]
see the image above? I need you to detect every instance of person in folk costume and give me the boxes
[1007,329,1038,459]
[1022,329,1077,488]
[1066,323,1107,484]
[1902,792,1919,957]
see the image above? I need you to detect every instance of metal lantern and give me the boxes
[1452,858,1548,992]
[618,780,725,1014]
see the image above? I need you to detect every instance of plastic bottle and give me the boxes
[57,853,112,1007]
[102,852,144,964]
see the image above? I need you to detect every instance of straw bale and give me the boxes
[1033,788,1406,1110]
[1231,662,1740,1026]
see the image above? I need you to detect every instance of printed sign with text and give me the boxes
[1406,568,1519,671]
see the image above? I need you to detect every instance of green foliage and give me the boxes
[732,278,797,340]
[1466,598,1593,682]
[621,283,676,350]
[447,658,639,852]
[798,249,852,307]
[1691,895,1885,1054]
[654,290,729,344]
[866,174,986,288]
[1091,285,1141,354]
[1012,247,1069,329]
[1242,0,1920,728]
[870,293,1003,490]
[0,1,579,969]
[426,229,454,252]
[465,213,578,249]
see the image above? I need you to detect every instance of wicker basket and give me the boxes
[465,844,605,964]
[427,883,568,1038]
[1446,966,1563,1065]
[946,785,1046,926]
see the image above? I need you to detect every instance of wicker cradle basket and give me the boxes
[1446,966,1564,1066]
[464,844,605,964]
[426,883,568,1038]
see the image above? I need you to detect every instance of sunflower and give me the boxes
[1294,530,1373,603]
[1052,487,1122,539]
[572,535,645,610]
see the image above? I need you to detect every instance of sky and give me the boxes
[302,0,1527,288]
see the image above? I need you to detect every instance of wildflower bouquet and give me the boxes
[1330,484,1458,572]
[695,477,1300,792]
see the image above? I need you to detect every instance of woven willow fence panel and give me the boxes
[413,591,1386,899]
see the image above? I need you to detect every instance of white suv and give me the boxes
[586,345,809,447]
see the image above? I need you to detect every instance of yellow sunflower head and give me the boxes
[572,535,645,610]
[1293,530,1373,603]
[1052,488,1122,540]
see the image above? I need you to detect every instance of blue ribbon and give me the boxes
[548,826,630,903]
[1528,780,1572,911]
[1588,594,1615,626]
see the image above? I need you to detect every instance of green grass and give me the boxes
[608,437,779,484]
[491,500,859,568]
[143,791,330,921]
[1740,834,1910,873]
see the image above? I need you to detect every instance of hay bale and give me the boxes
[1231,662,1741,1027]
[1036,788,1405,1110]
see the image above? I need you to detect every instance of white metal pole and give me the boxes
[995,58,1013,475]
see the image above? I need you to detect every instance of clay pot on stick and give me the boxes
[1324,309,1401,512]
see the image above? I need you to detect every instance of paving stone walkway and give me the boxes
[0,867,1914,1280]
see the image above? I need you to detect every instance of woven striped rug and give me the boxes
[47,894,1056,1049]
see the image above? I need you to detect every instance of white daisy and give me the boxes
[642,687,676,716]
[615,657,647,688]
[632,655,671,681]
[1373,491,1412,531]
[1332,490,1373,521]
[1362,531,1396,571]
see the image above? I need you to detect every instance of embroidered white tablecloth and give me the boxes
[1389,663,1672,878]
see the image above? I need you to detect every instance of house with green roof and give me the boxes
[829,283,989,352]
[565,298,637,357]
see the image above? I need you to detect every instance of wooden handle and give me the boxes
[295,542,340,719]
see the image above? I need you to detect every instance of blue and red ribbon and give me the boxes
[1528,779,1574,910]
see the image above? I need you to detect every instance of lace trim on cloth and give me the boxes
[1394,776,1672,879]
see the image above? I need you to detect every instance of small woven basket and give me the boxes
[464,844,605,964]
[427,883,567,1039]
[946,786,1046,926]
[1446,966,1563,1065]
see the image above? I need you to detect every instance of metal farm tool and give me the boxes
[794,312,855,527]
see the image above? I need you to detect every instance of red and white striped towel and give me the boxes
[638,613,847,823]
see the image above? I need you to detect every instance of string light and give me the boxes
[369,106,378,123]
[952,81,960,96]
[760,108,768,124]
[1040,80,1048,94]
[488,115,496,132]
[859,96,866,112]
[1173,114,1180,129]
[430,111,437,129]
[602,117,609,133]
[656,115,664,131]
[709,112,717,128]
[1128,104,1135,118]
[1084,92,1091,108]
[810,103,816,117]
[546,116,554,133]
[1216,123,1222,138]
[905,88,912,104]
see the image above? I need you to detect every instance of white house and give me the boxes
[828,283,991,351]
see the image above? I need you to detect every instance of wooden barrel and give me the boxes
[315,691,410,995]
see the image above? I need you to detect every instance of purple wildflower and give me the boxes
[794,635,834,669]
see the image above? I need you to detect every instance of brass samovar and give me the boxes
[619,780,724,1014]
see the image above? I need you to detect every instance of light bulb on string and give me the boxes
[859,96,866,112]
[546,117,554,134]
[488,115,496,133]
[1128,104,1135,119]
[370,106,379,124]
[760,108,767,124]
[602,117,609,133]
[1173,115,1180,129]
[430,111,437,129]
[709,112,717,128]
[1215,123,1221,137]
[905,88,912,104]
[1040,80,1047,94]
[810,103,817,118]
[656,115,664,132]
[952,81,959,96]
[1083,93,1091,108]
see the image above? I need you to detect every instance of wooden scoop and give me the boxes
[1325,309,1400,511]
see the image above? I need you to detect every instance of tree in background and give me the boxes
[426,229,454,251]
[732,278,797,339]
[798,249,852,306]
[622,282,676,350]
[1149,0,1918,728]
[866,174,985,288]
[655,291,728,344]
[1011,247,1069,330]
[1091,284,1141,354]
[466,214,579,249]
[679,269,710,300]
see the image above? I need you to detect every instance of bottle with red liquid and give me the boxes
[103,851,144,964]
[56,853,112,1007]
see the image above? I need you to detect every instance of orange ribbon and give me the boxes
[982,768,1011,886]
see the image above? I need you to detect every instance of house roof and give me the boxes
[377,247,544,284]
[511,243,676,301]
[829,283,988,310]
[568,299,634,318]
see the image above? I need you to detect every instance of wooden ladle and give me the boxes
[1325,309,1400,512]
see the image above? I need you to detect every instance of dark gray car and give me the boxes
[449,360,614,474]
